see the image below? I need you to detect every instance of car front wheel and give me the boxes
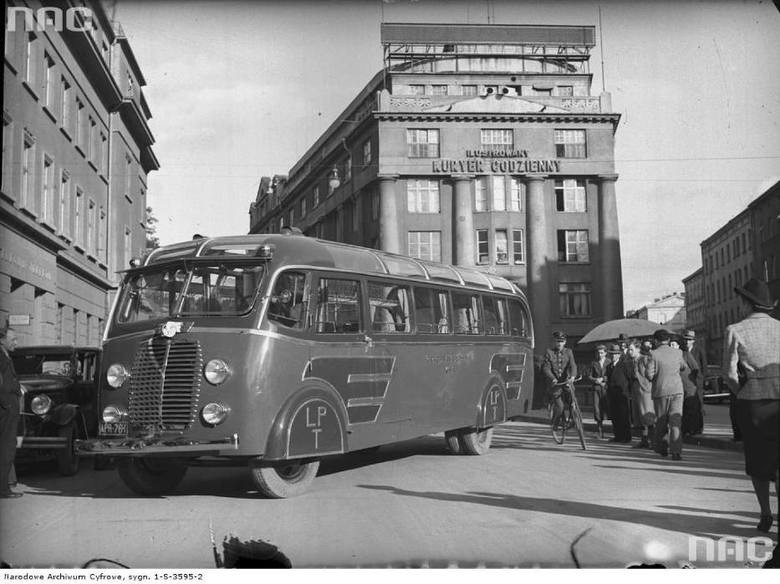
[55,423,80,476]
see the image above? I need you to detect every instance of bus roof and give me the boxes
[144,234,521,294]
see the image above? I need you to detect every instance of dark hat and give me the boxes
[617,333,629,341]
[683,330,696,340]
[734,278,778,311]
[595,344,607,351]
[608,344,622,354]
[552,330,567,341]
[653,329,672,342]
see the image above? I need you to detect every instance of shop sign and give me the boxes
[0,234,56,292]
[432,158,561,174]
[8,315,30,326]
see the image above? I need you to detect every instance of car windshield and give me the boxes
[116,261,266,323]
[13,354,75,376]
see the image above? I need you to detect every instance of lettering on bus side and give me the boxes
[490,353,526,400]
[482,385,507,426]
[287,399,344,457]
[304,356,396,424]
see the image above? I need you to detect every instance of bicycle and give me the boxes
[548,376,587,450]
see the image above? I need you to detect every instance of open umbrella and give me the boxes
[577,318,666,345]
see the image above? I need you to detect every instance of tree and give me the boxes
[145,206,160,249]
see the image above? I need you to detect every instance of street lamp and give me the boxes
[328,167,340,194]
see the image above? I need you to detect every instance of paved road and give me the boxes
[1,420,776,568]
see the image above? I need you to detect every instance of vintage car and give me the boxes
[703,364,731,404]
[12,346,101,476]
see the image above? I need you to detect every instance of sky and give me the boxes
[111,0,780,313]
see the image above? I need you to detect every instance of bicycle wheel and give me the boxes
[550,404,566,444]
[572,402,587,451]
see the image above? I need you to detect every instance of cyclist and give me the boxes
[543,331,578,427]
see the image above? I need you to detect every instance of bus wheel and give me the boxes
[444,430,462,454]
[117,458,188,496]
[56,423,80,476]
[250,459,320,499]
[458,427,493,455]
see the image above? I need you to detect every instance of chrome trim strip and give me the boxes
[347,373,393,384]
[347,397,385,408]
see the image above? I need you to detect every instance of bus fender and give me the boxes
[264,381,349,460]
[476,375,508,428]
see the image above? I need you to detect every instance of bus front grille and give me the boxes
[128,337,203,431]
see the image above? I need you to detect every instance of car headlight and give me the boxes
[106,363,130,388]
[102,405,128,423]
[201,402,230,426]
[31,395,52,416]
[204,359,231,385]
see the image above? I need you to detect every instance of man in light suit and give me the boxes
[646,328,689,460]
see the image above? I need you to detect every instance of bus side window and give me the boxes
[508,299,528,337]
[369,282,411,333]
[452,292,482,335]
[268,271,309,329]
[482,296,499,335]
[314,277,362,334]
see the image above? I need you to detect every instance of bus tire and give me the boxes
[117,458,188,496]
[55,422,80,477]
[458,427,493,455]
[444,430,462,454]
[249,459,320,499]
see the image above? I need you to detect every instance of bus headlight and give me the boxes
[106,363,130,388]
[201,402,230,426]
[102,405,128,423]
[31,395,52,416]
[204,359,230,385]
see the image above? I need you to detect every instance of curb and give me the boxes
[509,412,743,453]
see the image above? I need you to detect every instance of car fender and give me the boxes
[264,379,349,461]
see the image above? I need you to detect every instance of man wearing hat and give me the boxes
[646,328,689,460]
[587,344,610,439]
[542,331,578,428]
[723,278,779,533]
[681,330,706,436]
[606,343,632,442]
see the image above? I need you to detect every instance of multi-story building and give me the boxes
[749,179,779,310]
[627,292,686,330]
[2,1,159,346]
[682,268,704,334]
[248,22,623,356]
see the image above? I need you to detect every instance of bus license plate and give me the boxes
[99,422,128,436]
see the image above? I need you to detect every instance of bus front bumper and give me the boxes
[76,433,240,456]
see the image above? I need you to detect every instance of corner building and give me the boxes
[2,1,159,345]
[249,23,624,352]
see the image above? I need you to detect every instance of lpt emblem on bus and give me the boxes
[287,399,344,457]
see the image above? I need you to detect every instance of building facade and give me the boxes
[682,268,704,334]
[628,292,686,331]
[248,23,624,354]
[749,180,779,308]
[2,1,159,346]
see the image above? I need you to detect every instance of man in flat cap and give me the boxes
[542,331,578,429]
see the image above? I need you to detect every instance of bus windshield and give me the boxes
[116,261,266,323]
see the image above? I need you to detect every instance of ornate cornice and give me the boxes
[375,112,621,125]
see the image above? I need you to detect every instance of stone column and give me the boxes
[451,174,475,266]
[598,174,624,320]
[525,173,550,330]
[377,175,401,254]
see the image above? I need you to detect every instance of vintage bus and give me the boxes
[83,233,535,498]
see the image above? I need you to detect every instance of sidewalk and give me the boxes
[512,407,743,452]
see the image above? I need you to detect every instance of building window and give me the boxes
[406,179,440,213]
[88,116,96,163]
[559,283,592,317]
[313,186,320,208]
[60,78,71,134]
[351,200,360,232]
[555,86,574,97]
[557,230,589,263]
[123,226,132,268]
[59,170,71,238]
[344,154,352,183]
[21,132,35,210]
[407,129,439,158]
[99,206,106,261]
[408,84,425,95]
[460,85,478,96]
[124,153,132,198]
[75,188,86,248]
[495,230,509,264]
[279,217,284,233]
[288,208,294,227]
[75,98,85,152]
[554,129,587,158]
[512,229,524,264]
[362,139,371,165]
[480,129,513,151]
[476,229,489,264]
[555,179,586,212]
[2,114,13,196]
[408,231,441,262]
[300,197,306,218]
[475,177,488,211]
[24,33,37,88]
[492,176,506,211]
[43,52,56,113]
[87,199,97,256]
[100,132,108,174]
[430,85,448,96]
[510,178,524,211]
[41,155,54,225]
